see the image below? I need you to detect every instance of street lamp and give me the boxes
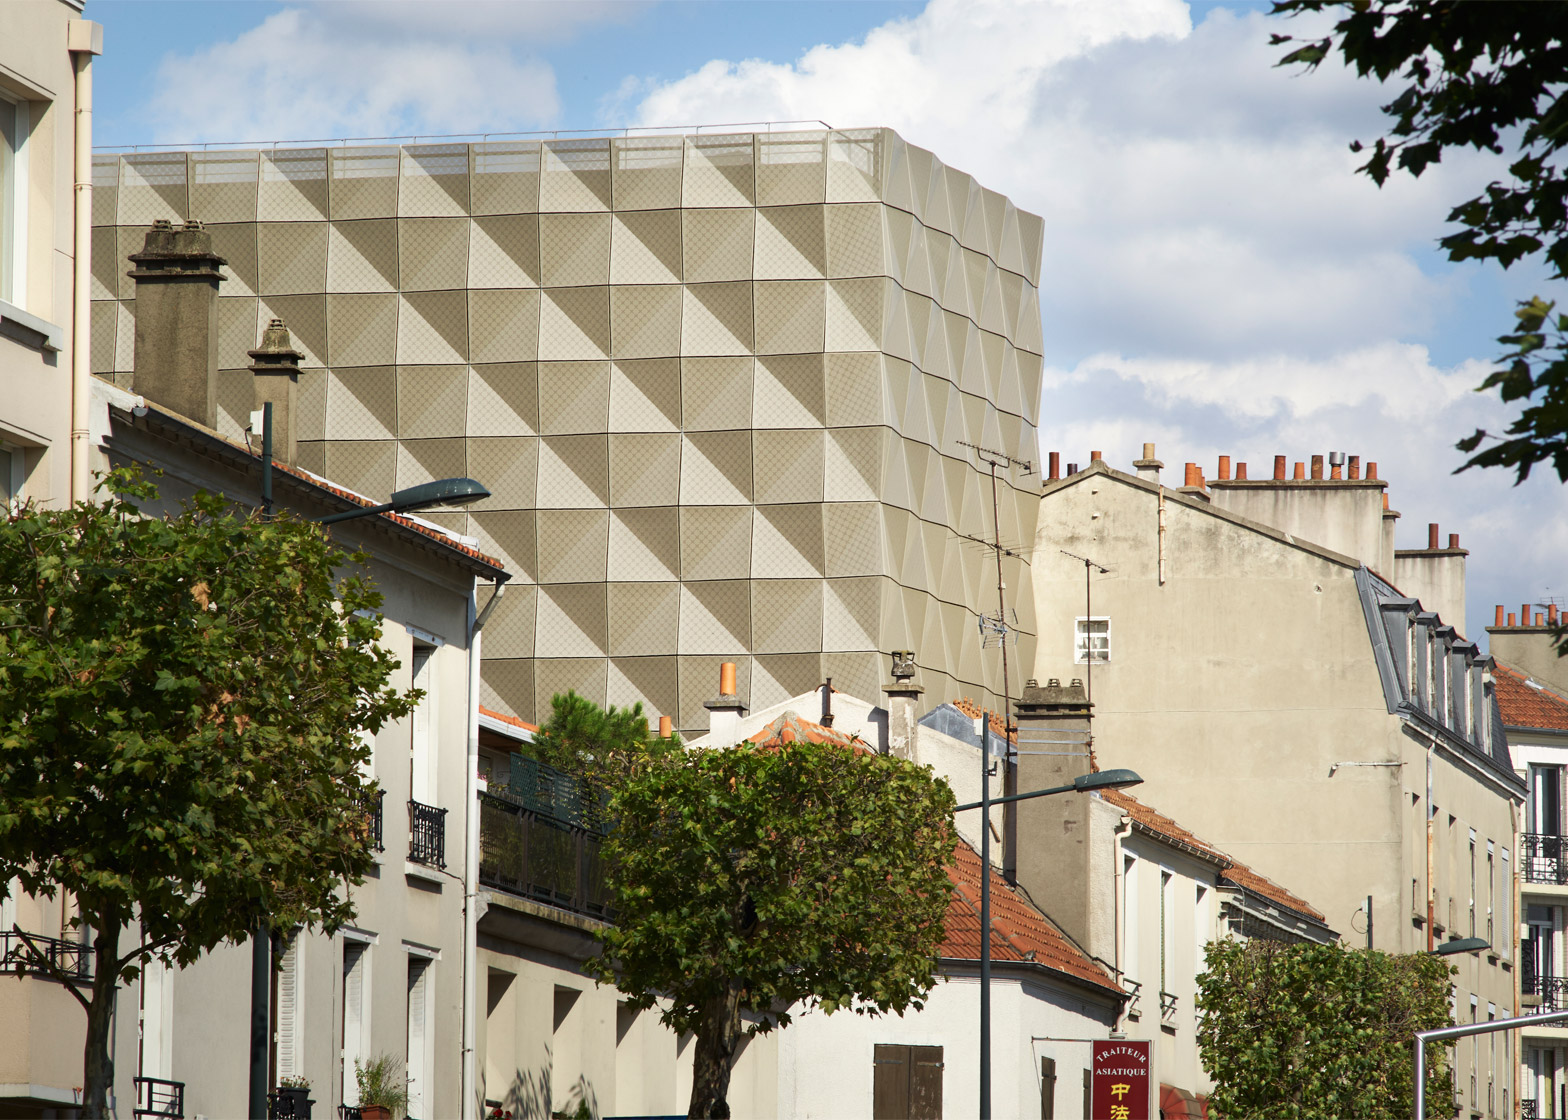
[956,735,1142,1120]
[316,476,491,524]
[1432,937,1490,956]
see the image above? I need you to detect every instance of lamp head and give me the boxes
[1072,768,1143,793]
[1433,937,1489,956]
[387,477,490,513]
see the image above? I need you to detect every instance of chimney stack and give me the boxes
[127,219,228,429]
[703,661,747,744]
[248,319,305,466]
[883,649,925,761]
[1132,442,1163,483]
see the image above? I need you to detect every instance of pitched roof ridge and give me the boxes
[479,706,540,734]
[1493,660,1568,731]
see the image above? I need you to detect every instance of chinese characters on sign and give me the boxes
[1090,1040,1151,1120]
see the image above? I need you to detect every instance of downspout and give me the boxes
[1427,739,1435,952]
[1113,814,1131,1033]
[68,22,102,505]
[462,575,507,1120]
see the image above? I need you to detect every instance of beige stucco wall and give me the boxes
[1206,479,1386,573]
[1396,549,1468,636]
[1033,464,1521,1108]
[0,0,86,511]
[1490,627,1568,697]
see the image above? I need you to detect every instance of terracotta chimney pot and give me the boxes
[1273,455,1286,480]
[1509,613,1518,627]
[1348,455,1361,480]
[1293,461,1306,480]
[1090,450,1102,462]
[1495,605,1506,627]
[1448,533,1459,549]
[1235,462,1248,480]
[720,662,737,697]
[1367,462,1378,480]
[658,715,673,738]
[1428,523,1440,549]
[1217,455,1231,480]
[1048,451,1060,480]
[1311,454,1324,480]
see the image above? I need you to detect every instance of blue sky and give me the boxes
[84,0,1568,644]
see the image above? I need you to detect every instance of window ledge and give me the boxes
[0,298,63,353]
[405,859,444,887]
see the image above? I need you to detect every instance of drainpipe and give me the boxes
[68,21,102,505]
[1427,739,1435,952]
[462,575,508,1120]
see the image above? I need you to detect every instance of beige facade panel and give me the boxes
[93,128,1041,730]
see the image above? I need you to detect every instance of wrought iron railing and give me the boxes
[479,788,611,920]
[1122,978,1142,1018]
[408,799,447,869]
[0,929,91,981]
[134,1076,184,1118]
[1522,1096,1538,1119]
[1523,973,1568,1010]
[1524,832,1568,885]
[337,1108,362,1120]
[1160,990,1178,1023]
[354,788,384,853]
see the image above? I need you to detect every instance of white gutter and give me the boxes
[461,576,507,1120]
[67,21,102,506]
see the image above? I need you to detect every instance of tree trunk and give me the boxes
[81,915,120,1119]
[687,982,742,1119]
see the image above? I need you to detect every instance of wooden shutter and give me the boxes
[410,648,433,805]
[873,1045,909,1120]
[910,1046,943,1120]
[342,941,368,1104]
[1040,1057,1056,1120]
[1082,1068,1092,1120]
[407,958,429,1119]
[277,941,300,1081]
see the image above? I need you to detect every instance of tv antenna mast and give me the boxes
[956,441,1032,736]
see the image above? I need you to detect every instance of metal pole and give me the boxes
[249,923,269,1119]
[1413,1010,1568,1120]
[979,713,992,1120]
[1366,894,1373,951]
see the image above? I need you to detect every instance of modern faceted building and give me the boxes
[91,129,1044,732]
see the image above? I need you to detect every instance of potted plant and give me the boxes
[354,1055,408,1120]
[272,1076,313,1120]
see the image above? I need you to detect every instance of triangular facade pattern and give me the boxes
[94,128,1041,734]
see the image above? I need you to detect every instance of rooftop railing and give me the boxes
[1524,833,1568,885]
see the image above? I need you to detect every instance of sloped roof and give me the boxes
[479,706,540,735]
[745,710,866,748]
[1102,789,1327,924]
[1494,663,1568,732]
[944,840,1122,995]
[949,697,1015,742]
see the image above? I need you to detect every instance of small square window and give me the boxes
[1075,617,1109,663]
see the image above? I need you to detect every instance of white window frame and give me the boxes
[1075,616,1110,664]
[341,932,375,1105]
[277,937,304,1083]
[406,953,435,1120]
[410,645,437,806]
[0,88,27,310]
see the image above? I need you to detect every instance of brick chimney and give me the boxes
[703,661,748,744]
[1488,603,1568,694]
[1013,677,1112,959]
[248,318,304,466]
[127,219,228,428]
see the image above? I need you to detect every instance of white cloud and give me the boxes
[144,2,643,144]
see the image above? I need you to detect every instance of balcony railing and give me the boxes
[0,929,91,982]
[1523,973,1568,1010]
[134,1076,184,1118]
[1522,1097,1538,1119]
[479,787,611,920]
[408,800,447,869]
[1524,832,1568,885]
[1160,990,1179,1024]
[1122,978,1142,1019]
[354,788,384,853]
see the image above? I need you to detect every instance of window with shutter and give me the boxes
[1040,1057,1056,1120]
[407,957,431,1119]
[874,1045,943,1119]
[342,941,369,1105]
[410,646,435,805]
[277,940,302,1082]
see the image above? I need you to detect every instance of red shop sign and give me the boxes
[1090,1040,1151,1120]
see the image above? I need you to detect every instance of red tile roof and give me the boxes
[1102,789,1326,923]
[943,840,1122,994]
[949,697,1015,742]
[1494,662,1568,731]
[745,710,867,748]
[479,706,540,735]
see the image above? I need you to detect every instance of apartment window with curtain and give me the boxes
[1532,765,1562,836]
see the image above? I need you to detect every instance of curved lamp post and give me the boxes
[317,476,491,524]
[956,749,1143,1120]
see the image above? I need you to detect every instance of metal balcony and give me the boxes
[408,800,446,869]
[134,1076,184,1118]
[0,929,91,982]
[478,786,611,921]
[353,788,384,853]
[1524,832,1568,885]
[1523,973,1568,1011]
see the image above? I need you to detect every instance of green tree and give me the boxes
[586,738,957,1119]
[1196,939,1455,1119]
[1270,2,1568,482]
[0,472,415,1117]
[528,689,678,783]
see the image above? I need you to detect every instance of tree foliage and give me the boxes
[528,689,678,784]
[1271,1,1568,481]
[1196,939,1455,1120]
[0,471,414,1117]
[586,738,957,1118]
